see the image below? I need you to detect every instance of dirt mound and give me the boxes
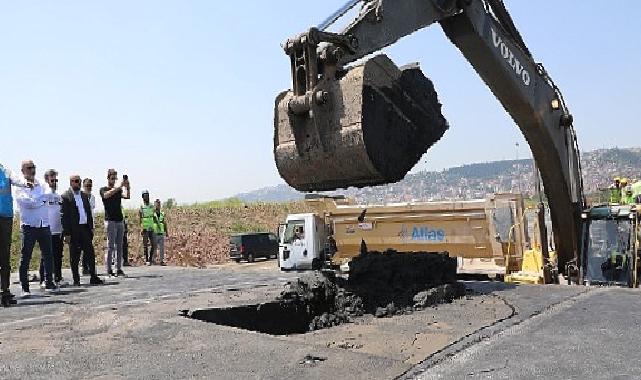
[343,250,459,311]
[278,251,465,331]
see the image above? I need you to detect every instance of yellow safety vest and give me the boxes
[153,211,166,235]
[610,251,627,266]
[610,187,621,203]
[140,204,155,230]
[622,194,635,205]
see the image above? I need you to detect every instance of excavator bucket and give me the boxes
[274,55,449,192]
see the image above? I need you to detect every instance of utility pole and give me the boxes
[515,142,522,194]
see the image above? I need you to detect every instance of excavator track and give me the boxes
[274,55,449,192]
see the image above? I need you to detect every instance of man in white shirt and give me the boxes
[38,169,64,286]
[14,160,57,296]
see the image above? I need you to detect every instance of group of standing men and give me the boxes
[0,161,131,306]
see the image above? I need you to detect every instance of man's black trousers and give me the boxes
[70,225,97,284]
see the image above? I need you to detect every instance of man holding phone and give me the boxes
[100,169,130,277]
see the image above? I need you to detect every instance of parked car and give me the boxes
[229,232,278,263]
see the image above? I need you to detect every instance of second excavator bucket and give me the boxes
[274,55,449,192]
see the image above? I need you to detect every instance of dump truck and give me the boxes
[278,194,556,282]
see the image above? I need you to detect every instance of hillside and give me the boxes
[237,147,641,204]
[236,184,303,202]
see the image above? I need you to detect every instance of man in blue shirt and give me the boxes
[0,162,28,306]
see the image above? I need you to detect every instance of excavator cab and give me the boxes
[580,205,639,287]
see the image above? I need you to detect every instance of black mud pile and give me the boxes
[343,250,459,311]
[278,251,466,332]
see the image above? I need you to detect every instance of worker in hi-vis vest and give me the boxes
[139,190,156,265]
[631,180,641,204]
[622,186,635,205]
[609,177,622,204]
[151,199,168,266]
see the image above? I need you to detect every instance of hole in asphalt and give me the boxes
[188,301,313,335]
[187,253,467,335]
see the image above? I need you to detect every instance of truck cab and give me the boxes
[278,213,327,271]
[580,205,639,287]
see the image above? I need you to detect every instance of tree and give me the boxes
[165,198,176,209]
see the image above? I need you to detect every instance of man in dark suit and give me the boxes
[61,175,104,286]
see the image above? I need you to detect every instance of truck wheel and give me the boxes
[312,258,321,270]
[247,253,255,263]
[234,258,241,263]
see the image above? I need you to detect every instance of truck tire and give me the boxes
[234,258,241,263]
[247,253,255,263]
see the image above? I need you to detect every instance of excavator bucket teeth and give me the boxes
[274,55,449,192]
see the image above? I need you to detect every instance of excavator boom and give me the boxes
[274,0,584,270]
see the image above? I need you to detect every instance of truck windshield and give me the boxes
[283,220,305,244]
[585,219,632,284]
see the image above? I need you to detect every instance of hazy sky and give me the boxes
[1,1,640,205]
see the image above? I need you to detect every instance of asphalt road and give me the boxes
[0,261,638,380]
[0,260,296,325]
[414,287,641,380]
